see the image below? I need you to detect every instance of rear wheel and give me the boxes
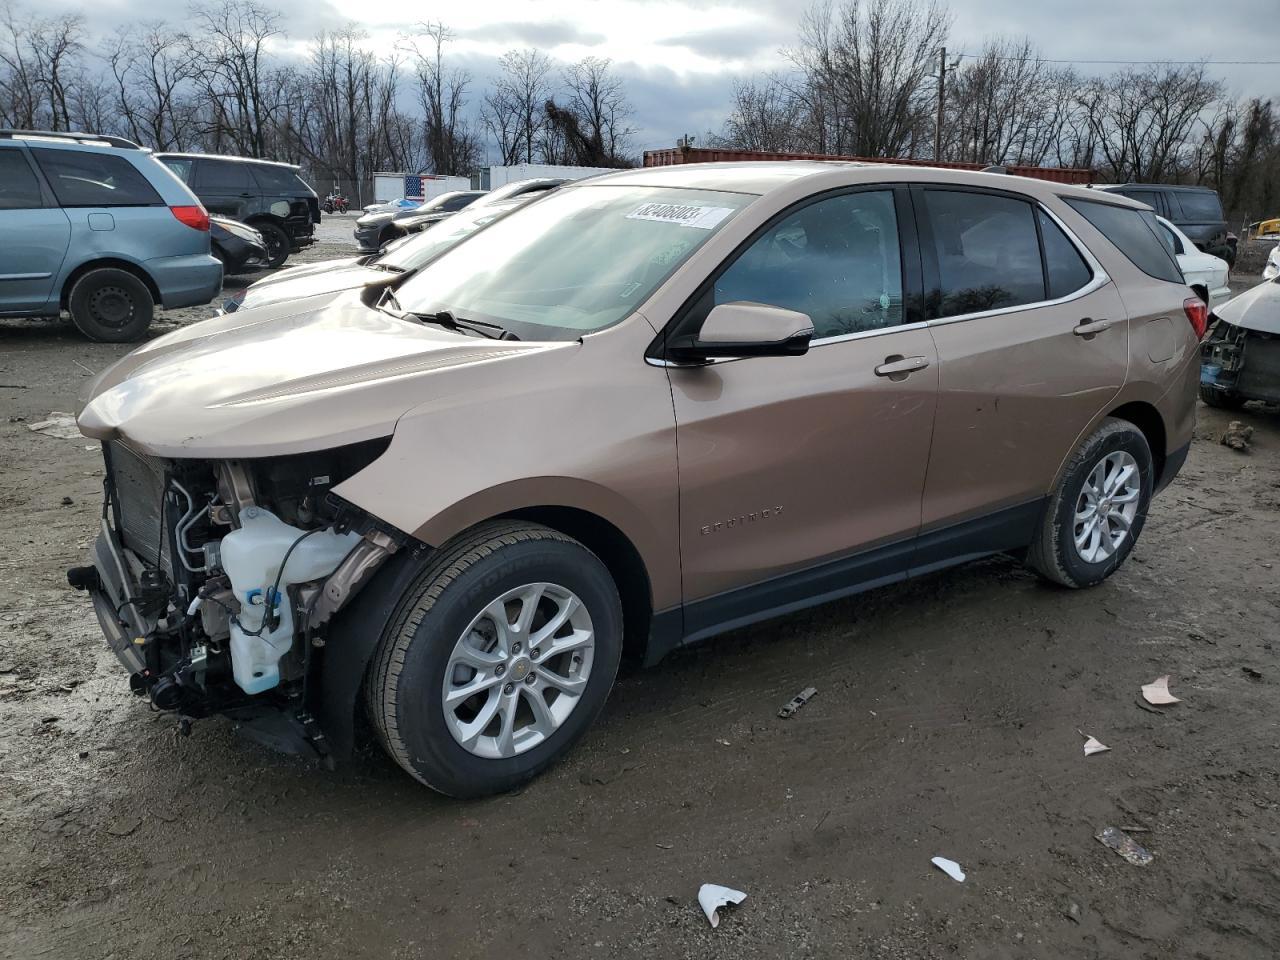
[1027,418,1153,588]
[67,268,153,342]
[255,221,290,268]
[365,521,623,797]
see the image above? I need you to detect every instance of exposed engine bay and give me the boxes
[68,438,402,759]
[1202,320,1280,405]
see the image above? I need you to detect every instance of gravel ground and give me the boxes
[1,231,1278,960]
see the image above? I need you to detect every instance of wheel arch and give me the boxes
[1106,399,1167,482]
[60,258,160,308]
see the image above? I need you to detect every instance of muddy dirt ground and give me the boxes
[2,226,1278,959]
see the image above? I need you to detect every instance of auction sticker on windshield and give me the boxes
[626,202,735,230]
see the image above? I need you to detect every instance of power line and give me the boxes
[953,53,1280,66]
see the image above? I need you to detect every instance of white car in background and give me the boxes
[1156,215,1231,309]
[1263,243,1279,281]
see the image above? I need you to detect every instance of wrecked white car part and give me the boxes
[698,884,747,927]
[220,507,359,694]
[931,857,966,882]
[1201,279,1280,408]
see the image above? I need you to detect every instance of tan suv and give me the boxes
[71,162,1202,796]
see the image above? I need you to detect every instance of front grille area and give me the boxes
[104,441,170,569]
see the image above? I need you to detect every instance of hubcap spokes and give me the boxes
[1073,451,1140,564]
[442,582,594,759]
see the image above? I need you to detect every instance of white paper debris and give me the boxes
[27,412,81,440]
[698,884,747,928]
[1083,736,1110,756]
[931,856,965,882]
[1141,675,1181,705]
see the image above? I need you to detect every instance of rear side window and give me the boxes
[437,193,479,212]
[922,190,1045,317]
[1037,210,1093,299]
[250,164,310,194]
[159,157,193,183]
[196,160,254,191]
[30,149,162,207]
[1065,198,1183,284]
[0,150,43,209]
[1172,191,1223,221]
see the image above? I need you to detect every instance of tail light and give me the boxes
[1183,297,1209,341]
[170,205,210,231]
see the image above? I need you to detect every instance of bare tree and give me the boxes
[104,24,195,149]
[560,56,634,162]
[716,75,798,152]
[482,48,551,164]
[407,21,481,175]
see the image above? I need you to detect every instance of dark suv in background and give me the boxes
[156,153,319,268]
[1093,183,1234,265]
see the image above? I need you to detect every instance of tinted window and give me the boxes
[923,190,1044,317]
[1157,221,1184,256]
[438,193,479,212]
[708,190,903,339]
[1174,191,1223,221]
[30,149,162,207]
[1065,198,1183,284]
[196,160,254,191]
[159,157,193,183]
[0,150,43,209]
[1113,189,1159,209]
[250,164,310,194]
[1037,210,1093,299]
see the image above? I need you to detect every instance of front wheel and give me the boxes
[365,521,623,797]
[1027,418,1153,588]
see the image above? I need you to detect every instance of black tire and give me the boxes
[365,521,623,797]
[1027,417,1154,589]
[255,221,290,269]
[67,268,153,342]
[1199,386,1246,410]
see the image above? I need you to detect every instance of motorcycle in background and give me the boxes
[322,192,350,214]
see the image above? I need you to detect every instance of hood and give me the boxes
[250,256,365,290]
[77,289,569,458]
[238,264,393,312]
[1218,279,1280,335]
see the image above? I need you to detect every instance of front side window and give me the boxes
[698,190,904,339]
[394,185,753,340]
[1065,197,1183,284]
[1038,209,1094,299]
[196,160,254,191]
[0,150,44,209]
[923,189,1045,318]
[30,149,162,207]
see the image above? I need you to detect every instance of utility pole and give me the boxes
[934,46,947,163]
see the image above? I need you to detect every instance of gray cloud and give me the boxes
[458,21,607,49]
[656,22,783,62]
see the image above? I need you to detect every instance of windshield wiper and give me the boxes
[415,310,519,341]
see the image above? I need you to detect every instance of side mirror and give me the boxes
[667,302,814,363]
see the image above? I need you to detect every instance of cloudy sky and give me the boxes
[41,0,1280,157]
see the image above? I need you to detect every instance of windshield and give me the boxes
[377,204,512,271]
[393,185,753,340]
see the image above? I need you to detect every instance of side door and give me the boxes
[0,144,71,315]
[193,159,256,219]
[664,187,939,636]
[912,186,1128,566]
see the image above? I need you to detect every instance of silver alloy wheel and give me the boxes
[442,582,595,759]
[1073,450,1141,564]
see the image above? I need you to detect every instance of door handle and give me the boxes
[1073,317,1118,338]
[238,192,254,198]
[874,355,931,378]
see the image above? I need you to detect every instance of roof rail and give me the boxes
[0,130,141,150]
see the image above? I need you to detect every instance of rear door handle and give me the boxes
[1073,317,1118,337]
[874,355,931,378]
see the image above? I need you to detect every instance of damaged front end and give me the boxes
[1202,320,1280,406]
[69,439,402,761]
